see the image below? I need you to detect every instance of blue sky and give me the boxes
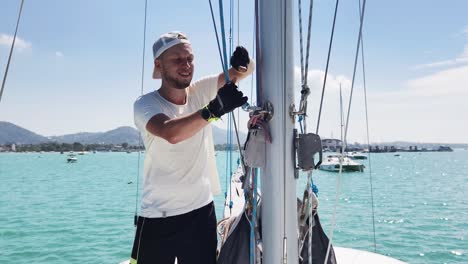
[1,0,467,143]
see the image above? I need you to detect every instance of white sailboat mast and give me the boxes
[259,0,297,263]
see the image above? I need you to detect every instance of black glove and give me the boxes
[207,81,248,118]
[230,46,250,71]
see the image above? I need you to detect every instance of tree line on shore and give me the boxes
[0,142,142,152]
[1,142,241,152]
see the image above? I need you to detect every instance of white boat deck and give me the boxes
[120,247,407,264]
[334,247,407,264]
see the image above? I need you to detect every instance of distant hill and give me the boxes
[49,126,140,145]
[0,121,247,145]
[0,121,49,144]
[2,121,466,148]
[212,125,247,145]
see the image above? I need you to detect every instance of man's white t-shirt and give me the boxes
[134,75,221,218]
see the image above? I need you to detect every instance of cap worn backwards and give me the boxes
[152,31,191,79]
[152,31,191,60]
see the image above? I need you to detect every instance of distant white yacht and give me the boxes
[319,154,365,172]
[67,154,77,163]
[347,151,368,160]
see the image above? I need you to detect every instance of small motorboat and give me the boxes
[347,151,368,160]
[67,154,77,163]
[319,154,365,172]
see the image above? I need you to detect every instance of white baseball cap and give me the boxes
[152,31,191,79]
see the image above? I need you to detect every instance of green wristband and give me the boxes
[200,106,219,122]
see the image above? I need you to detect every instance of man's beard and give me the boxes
[161,67,192,89]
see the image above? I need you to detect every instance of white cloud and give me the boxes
[463,45,468,58]
[294,66,352,93]
[55,51,64,57]
[461,26,468,57]
[376,65,468,100]
[294,64,468,143]
[406,65,468,97]
[412,26,468,70]
[0,33,31,51]
[412,57,468,70]
[221,64,467,143]
[367,64,468,143]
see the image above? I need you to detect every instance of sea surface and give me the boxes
[0,150,466,263]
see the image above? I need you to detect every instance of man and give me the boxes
[131,31,254,263]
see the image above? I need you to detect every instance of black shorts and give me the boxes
[130,202,217,264]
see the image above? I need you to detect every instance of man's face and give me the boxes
[157,43,194,89]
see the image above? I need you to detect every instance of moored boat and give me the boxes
[319,154,365,172]
[67,154,77,163]
[347,151,367,160]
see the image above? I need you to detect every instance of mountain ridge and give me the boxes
[2,121,467,147]
[0,121,247,145]
[0,121,50,144]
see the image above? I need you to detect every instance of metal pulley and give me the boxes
[294,131,322,177]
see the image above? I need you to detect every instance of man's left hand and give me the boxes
[230,46,250,72]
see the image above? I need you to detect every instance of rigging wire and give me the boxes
[252,2,262,262]
[229,0,234,214]
[208,0,228,80]
[298,0,315,86]
[250,26,256,105]
[297,0,314,133]
[236,0,241,149]
[207,1,253,240]
[134,0,148,226]
[343,0,367,144]
[325,86,345,263]
[254,0,263,105]
[358,0,377,252]
[303,0,314,87]
[225,0,235,215]
[237,0,240,46]
[0,0,25,104]
[297,1,315,262]
[298,0,305,84]
[218,0,230,75]
[208,0,246,177]
[208,0,247,180]
[326,0,368,261]
[315,0,340,134]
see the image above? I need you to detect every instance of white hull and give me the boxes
[348,152,368,160]
[319,155,365,172]
[319,163,364,172]
[334,247,406,264]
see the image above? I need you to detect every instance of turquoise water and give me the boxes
[0,150,466,263]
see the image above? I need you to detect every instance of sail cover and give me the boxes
[299,207,337,264]
[218,195,336,264]
[217,206,261,264]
